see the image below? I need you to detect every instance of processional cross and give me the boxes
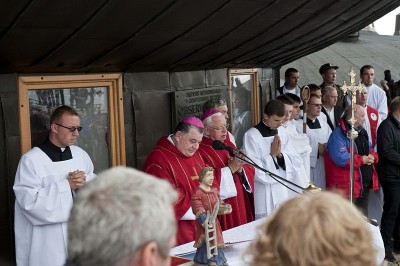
[341,67,365,203]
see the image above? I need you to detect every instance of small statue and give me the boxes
[192,167,232,266]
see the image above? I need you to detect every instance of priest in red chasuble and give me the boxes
[198,109,255,230]
[143,116,206,245]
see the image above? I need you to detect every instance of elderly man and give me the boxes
[296,94,331,189]
[244,100,304,218]
[325,105,379,216]
[66,166,177,266]
[321,85,343,131]
[202,98,236,145]
[14,105,96,266]
[198,109,255,230]
[143,116,206,245]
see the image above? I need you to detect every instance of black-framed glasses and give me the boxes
[55,123,83,132]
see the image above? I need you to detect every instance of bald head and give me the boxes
[344,105,365,129]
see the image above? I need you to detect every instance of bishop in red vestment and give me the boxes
[143,117,206,245]
[199,109,255,230]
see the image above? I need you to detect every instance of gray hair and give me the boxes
[67,166,177,266]
[203,112,225,127]
[344,105,357,121]
[321,86,336,96]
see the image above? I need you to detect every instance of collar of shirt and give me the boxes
[306,118,321,129]
[38,138,72,162]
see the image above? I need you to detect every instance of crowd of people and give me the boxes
[12,62,400,266]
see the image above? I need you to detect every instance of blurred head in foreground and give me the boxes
[246,191,378,266]
[67,166,177,266]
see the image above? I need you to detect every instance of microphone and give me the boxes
[212,140,236,156]
[211,141,308,194]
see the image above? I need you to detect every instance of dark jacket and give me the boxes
[321,105,344,131]
[377,113,400,182]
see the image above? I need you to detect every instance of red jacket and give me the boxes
[325,119,379,198]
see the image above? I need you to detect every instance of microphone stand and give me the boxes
[230,150,309,194]
[232,150,377,226]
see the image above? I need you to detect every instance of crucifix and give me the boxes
[341,67,365,203]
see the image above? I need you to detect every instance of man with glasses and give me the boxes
[202,98,236,146]
[296,94,331,189]
[14,105,96,266]
[198,109,255,230]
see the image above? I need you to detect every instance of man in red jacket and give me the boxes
[325,105,379,216]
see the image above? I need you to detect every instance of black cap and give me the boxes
[319,63,338,75]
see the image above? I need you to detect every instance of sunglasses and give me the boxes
[55,123,83,132]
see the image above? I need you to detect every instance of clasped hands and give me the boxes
[270,135,282,158]
[68,170,87,190]
[318,143,327,156]
[228,150,246,174]
[362,154,375,165]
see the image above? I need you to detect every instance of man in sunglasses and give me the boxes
[13,105,96,266]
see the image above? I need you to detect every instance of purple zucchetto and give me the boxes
[201,108,221,121]
[181,116,204,128]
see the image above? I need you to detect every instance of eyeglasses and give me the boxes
[208,124,229,131]
[55,123,83,132]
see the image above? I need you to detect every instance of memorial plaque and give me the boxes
[172,86,229,125]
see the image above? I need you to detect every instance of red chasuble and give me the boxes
[198,136,255,230]
[191,187,224,248]
[143,136,206,245]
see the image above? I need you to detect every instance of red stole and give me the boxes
[367,106,379,147]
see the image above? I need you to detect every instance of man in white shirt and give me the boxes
[277,68,301,97]
[297,94,332,189]
[358,65,388,121]
[321,86,343,131]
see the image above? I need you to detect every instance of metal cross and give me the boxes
[341,67,365,203]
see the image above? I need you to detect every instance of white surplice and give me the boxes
[285,120,312,182]
[296,118,332,189]
[243,126,304,219]
[14,146,96,266]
